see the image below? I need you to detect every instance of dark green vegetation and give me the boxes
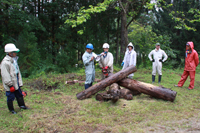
[1,0,200,77]
[1,67,200,132]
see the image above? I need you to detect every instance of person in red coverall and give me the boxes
[175,42,199,90]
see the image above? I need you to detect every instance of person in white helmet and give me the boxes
[99,43,114,79]
[121,42,137,79]
[1,43,29,114]
[148,43,168,83]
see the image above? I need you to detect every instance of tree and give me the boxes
[65,0,151,63]
[151,0,200,67]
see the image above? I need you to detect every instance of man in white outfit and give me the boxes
[121,42,136,79]
[99,43,114,80]
[148,43,168,83]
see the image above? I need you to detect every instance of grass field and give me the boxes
[1,66,200,133]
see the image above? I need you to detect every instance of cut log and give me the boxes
[95,92,109,102]
[118,78,177,102]
[107,83,120,95]
[76,65,137,100]
[96,83,140,102]
[107,83,120,103]
[124,94,133,100]
[119,88,141,98]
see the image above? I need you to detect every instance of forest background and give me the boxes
[1,0,200,77]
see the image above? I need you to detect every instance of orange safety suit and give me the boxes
[177,42,199,89]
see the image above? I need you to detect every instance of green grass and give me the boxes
[1,66,200,133]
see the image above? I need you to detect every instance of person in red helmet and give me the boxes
[175,42,199,90]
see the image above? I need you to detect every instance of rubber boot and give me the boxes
[158,75,162,83]
[7,101,17,114]
[152,75,155,83]
[16,97,29,109]
[84,84,90,90]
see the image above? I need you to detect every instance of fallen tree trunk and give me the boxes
[118,78,177,102]
[76,65,137,100]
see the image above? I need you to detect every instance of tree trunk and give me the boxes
[76,65,137,100]
[120,1,129,63]
[115,16,120,64]
[118,78,177,102]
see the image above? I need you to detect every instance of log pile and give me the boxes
[76,65,137,100]
[76,65,177,102]
[95,83,141,103]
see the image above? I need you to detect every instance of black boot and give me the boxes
[152,75,155,83]
[16,97,29,109]
[84,84,90,90]
[158,75,162,83]
[7,101,17,114]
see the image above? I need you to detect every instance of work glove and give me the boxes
[121,62,124,66]
[159,59,163,62]
[152,59,155,62]
[104,66,109,69]
[10,86,15,92]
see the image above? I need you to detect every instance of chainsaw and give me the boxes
[102,66,110,76]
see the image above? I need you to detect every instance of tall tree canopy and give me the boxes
[0,0,199,77]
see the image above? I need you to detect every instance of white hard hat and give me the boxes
[127,42,134,48]
[4,43,20,53]
[102,43,109,48]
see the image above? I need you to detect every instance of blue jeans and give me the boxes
[5,74,23,102]
[6,87,23,102]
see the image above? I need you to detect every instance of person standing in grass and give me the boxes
[99,43,114,80]
[1,43,29,114]
[82,43,95,90]
[175,42,199,90]
[148,43,168,83]
[121,42,136,79]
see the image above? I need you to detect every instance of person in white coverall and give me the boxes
[121,42,136,79]
[148,43,168,83]
[99,43,114,80]
[82,43,95,89]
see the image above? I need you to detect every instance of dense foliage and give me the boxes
[0,0,199,77]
